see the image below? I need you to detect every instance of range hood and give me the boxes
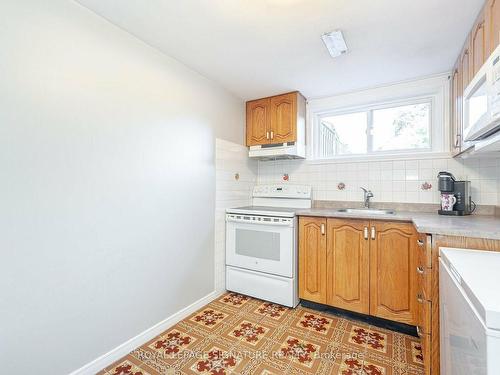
[474,130,500,154]
[455,130,500,158]
[248,142,306,160]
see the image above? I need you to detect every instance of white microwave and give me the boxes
[463,44,500,143]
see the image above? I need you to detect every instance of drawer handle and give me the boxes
[416,266,425,274]
[417,239,424,246]
[417,293,424,303]
[416,325,422,338]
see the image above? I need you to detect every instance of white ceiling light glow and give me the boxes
[321,30,348,58]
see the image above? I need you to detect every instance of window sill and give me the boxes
[305,151,452,165]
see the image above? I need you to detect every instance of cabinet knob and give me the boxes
[416,325,422,338]
[371,226,376,240]
[270,131,274,139]
[266,131,270,140]
[417,293,424,303]
[364,227,369,240]
[417,239,424,246]
[416,266,425,274]
[321,223,325,235]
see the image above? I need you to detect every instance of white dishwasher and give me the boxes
[440,247,500,375]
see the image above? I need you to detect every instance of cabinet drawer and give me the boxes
[417,235,432,268]
[416,265,432,301]
[419,332,431,375]
[416,297,431,335]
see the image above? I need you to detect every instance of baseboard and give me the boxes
[70,290,224,375]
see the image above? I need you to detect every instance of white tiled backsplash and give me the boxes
[258,157,500,206]
[215,139,258,292]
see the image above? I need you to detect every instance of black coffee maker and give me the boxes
[437,172,475,216]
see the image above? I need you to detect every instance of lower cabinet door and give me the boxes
[369,222,419,325]
[299,217,327,304]
[416,297,432,335]
[326,219,370,314]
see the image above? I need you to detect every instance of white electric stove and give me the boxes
[225,184,312,307]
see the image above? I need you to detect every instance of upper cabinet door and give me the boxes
[270,93,297,144]
[486,0,500,55]
[461,43,471,92]
[326,219,370,314]
[470,14,486,77]
[299,217,327,304]
[369,222,418,325]
[246,98,270,146]
[451,66,462,155]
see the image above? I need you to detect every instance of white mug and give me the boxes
[441,193,457,211]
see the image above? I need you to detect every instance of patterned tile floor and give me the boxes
[98,292,425,375]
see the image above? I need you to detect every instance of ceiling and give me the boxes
[77,0,484,100]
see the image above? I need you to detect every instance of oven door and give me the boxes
[225,214,296,278]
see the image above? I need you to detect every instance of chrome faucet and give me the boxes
[360,187,374,208]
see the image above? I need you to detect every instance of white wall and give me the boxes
[258,157,500,206]
[215,139,258,292]
[0,1,244,374]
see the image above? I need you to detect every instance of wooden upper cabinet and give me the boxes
[246,98,270,146]
[246,91,305,146]
[449,0,500,159]
[470,13,486,77]
[299,217,327,304]
[369,221,419,325]
[270,93,297,143]
[451,66,462,155]
[460,43,471,91]
[326,219,370,314]
[486,0,500,55]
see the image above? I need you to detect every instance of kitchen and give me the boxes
[2,1,500,375]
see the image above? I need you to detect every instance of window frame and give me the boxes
[307,75,450,162]
[315,96,434,159]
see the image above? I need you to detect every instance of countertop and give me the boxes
[296,208,500,240]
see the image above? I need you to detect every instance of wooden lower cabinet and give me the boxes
[370,222,419,325]
[298,217,327,304]
[299,218,418,324]
[420,332,431,375]
[415,234,432,375]
[326,219,370,314]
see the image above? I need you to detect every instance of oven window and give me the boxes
[235,229,280,261]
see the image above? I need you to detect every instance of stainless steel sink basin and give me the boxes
[336,208,396,215]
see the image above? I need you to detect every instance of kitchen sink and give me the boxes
[336,208,396,215]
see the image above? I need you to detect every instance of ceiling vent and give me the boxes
[321,30,348,58]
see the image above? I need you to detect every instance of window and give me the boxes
[317,100,432,159]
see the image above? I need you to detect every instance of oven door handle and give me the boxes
[226,216,293,227]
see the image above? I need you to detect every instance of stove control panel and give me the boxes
[252,184,312,199]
